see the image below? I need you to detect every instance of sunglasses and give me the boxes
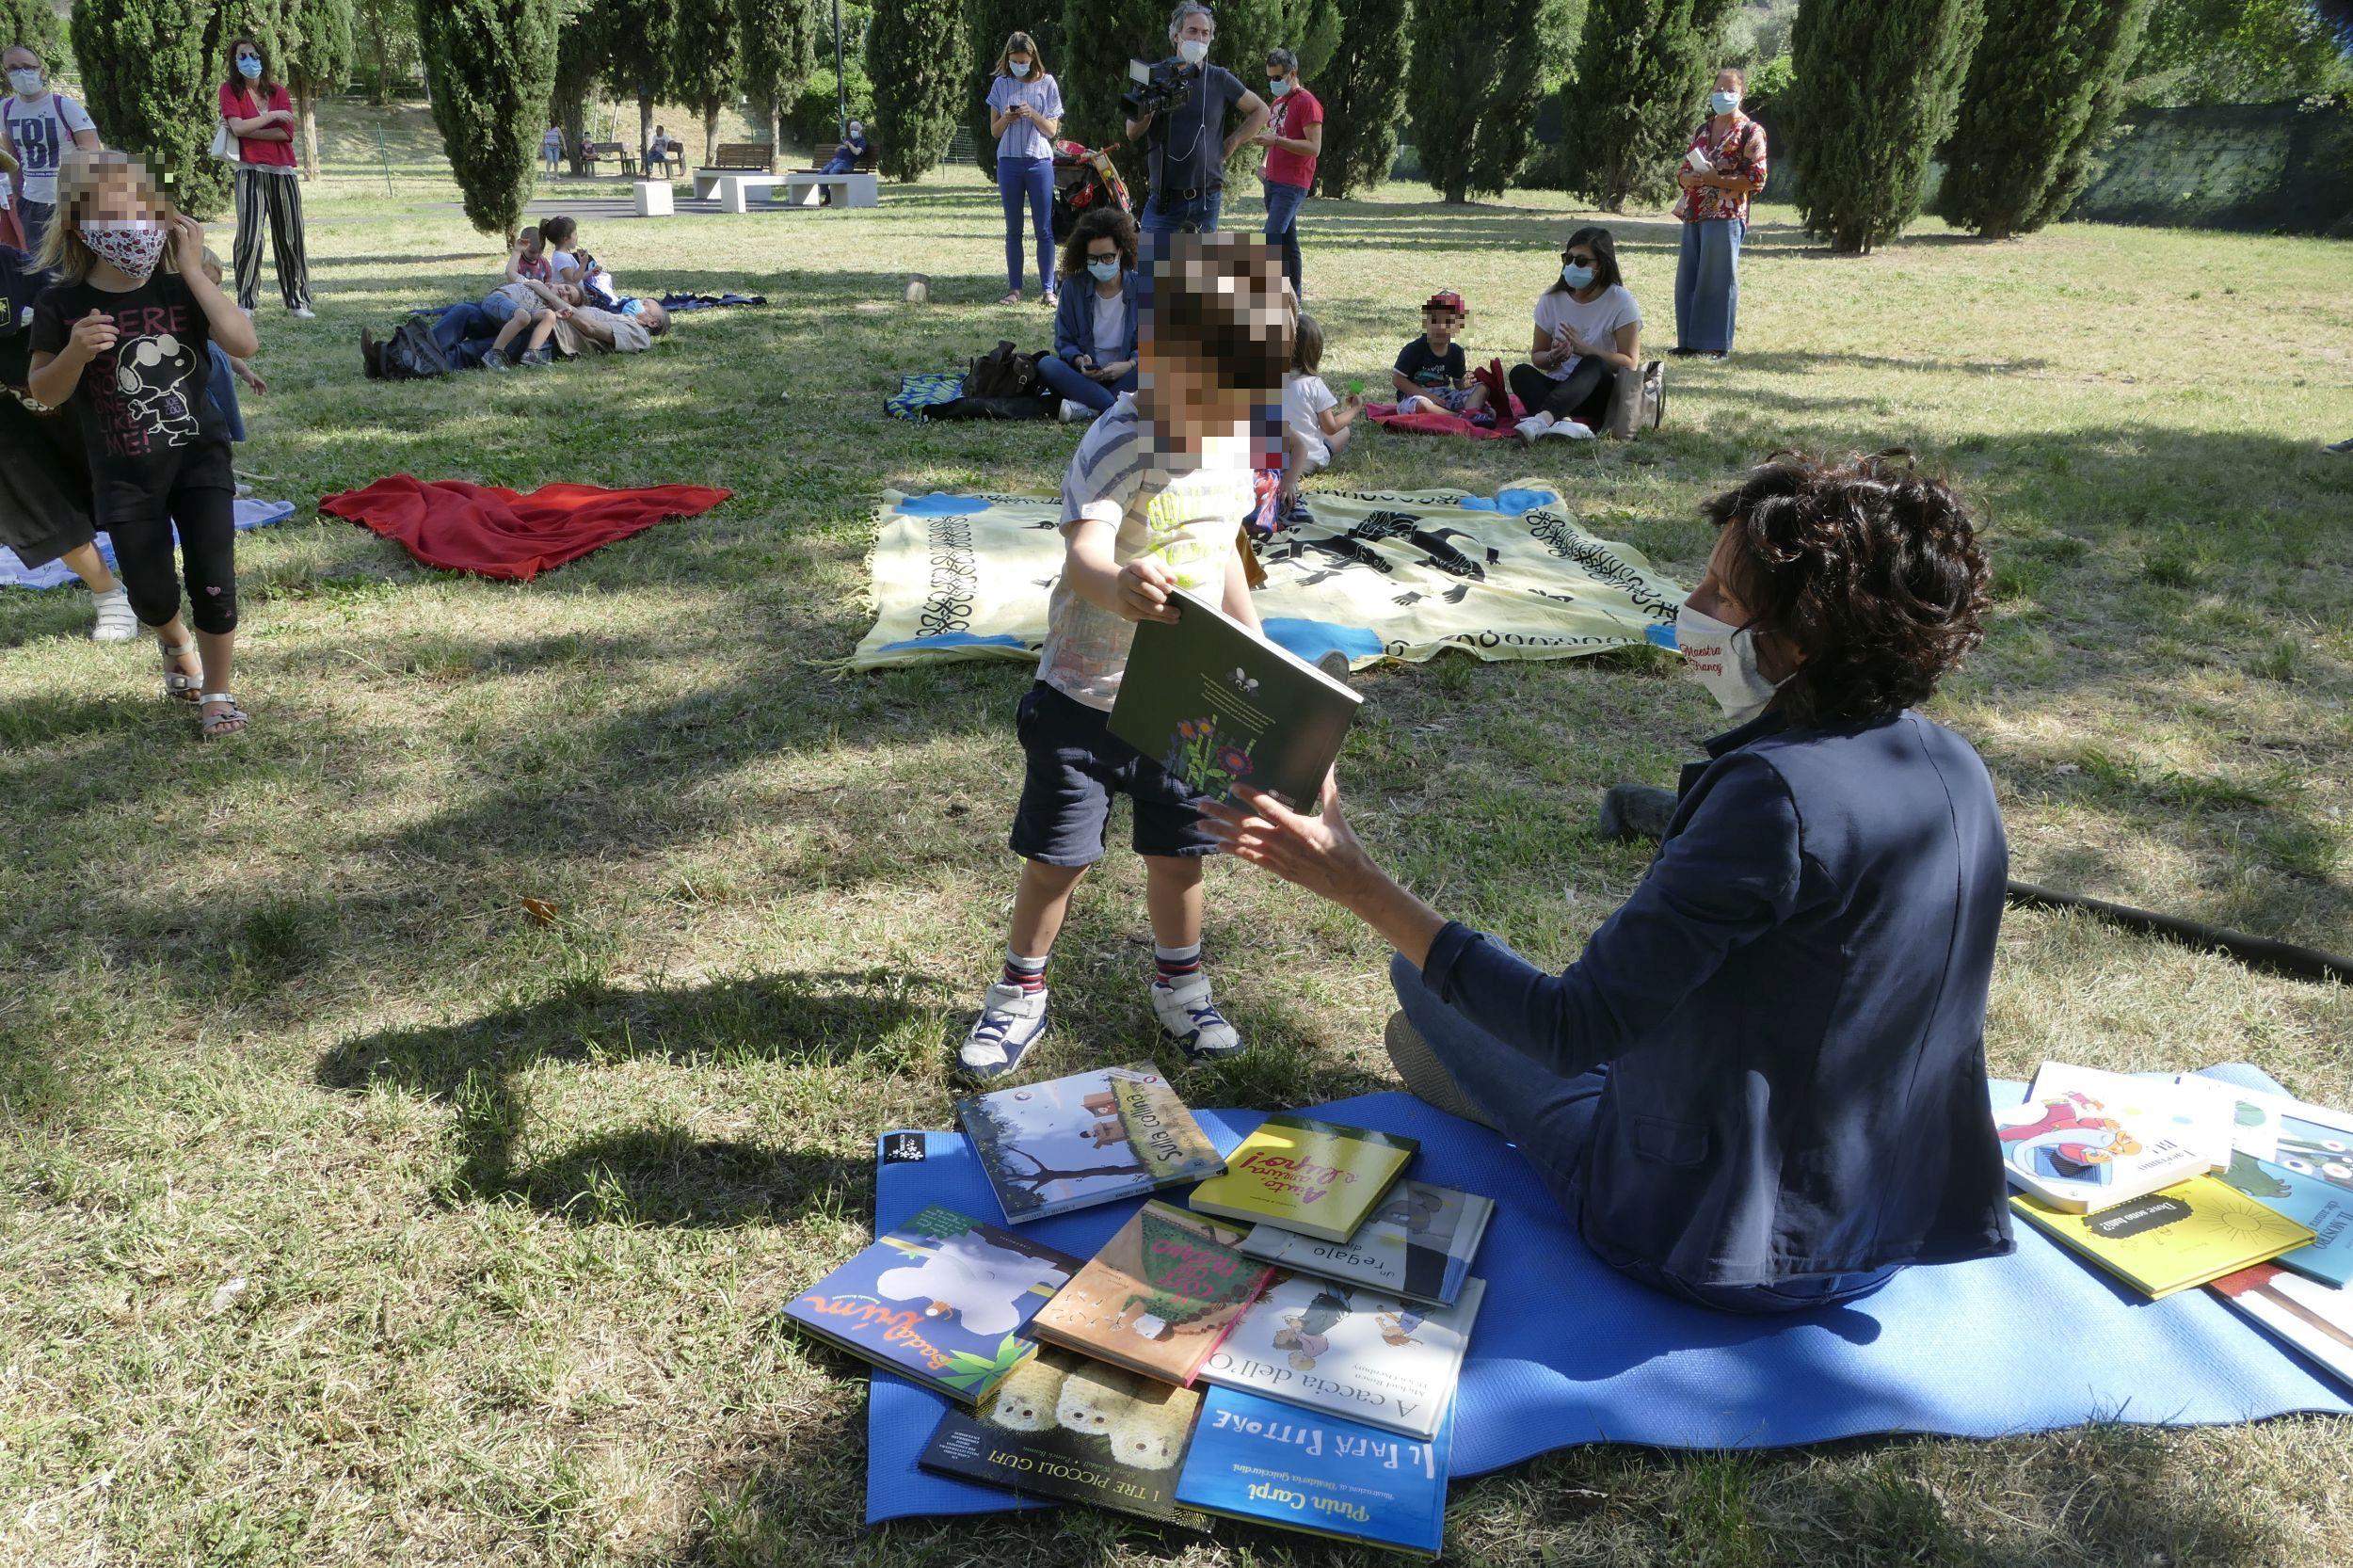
[1563,252,1597,266]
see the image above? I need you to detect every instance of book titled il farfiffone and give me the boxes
[1188,1113,1418,1244]
[1108,589,1362,810]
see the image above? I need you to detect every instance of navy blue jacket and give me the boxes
[1052,272,1140,368]
[1422,709,2015,1288]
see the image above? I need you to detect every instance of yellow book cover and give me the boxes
[1188,1114,1418,1244]
[2012,1175,2316,1299]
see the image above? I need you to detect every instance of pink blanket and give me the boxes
[1366,395,1529,441]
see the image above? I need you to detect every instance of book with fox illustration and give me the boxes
[1198,1273,1485,1440]
[2011,1176,2315,1299]
[1240,1180,1496,1306]
[1994,1087,2211,1213]
[1031,1201,1275,1386]
[956,1063,1225,1224]
[781,1205,1082,1405]
[1174,1385,1455,1557]
[1188,1114,1419,1244]
[916,1347,1212,1528]
[1107,588,1363,810]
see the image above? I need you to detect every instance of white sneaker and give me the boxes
[90,587,137,642]
[1514,411,1556,442]
[959,983,1048,1080]
[1151,972,1243,1063]
[291,304,316,319]
[1536,418,1595,440]
[1059,398,1091,424]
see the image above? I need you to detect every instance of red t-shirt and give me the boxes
[1261,86,1322,190]
[220,83,298,168]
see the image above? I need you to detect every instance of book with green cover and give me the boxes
[1239,1180,1496,1307]
[2011,1176,2316,1299]
[1189,1114,1419,1244]
[1107,589,1363,810]
[1031,1201,1276,1386]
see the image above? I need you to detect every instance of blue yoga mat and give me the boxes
[862,1064,2351,1525]
[0,499,298,591]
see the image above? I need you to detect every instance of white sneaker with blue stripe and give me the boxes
[958,983,1048,1080]
[1151,973,1243,1063]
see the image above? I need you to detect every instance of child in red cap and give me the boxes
[1390,290,1492,422]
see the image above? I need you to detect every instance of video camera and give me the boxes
[1122,57,1201,120]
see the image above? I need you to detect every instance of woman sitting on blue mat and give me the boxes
[1200,452,2015,1315]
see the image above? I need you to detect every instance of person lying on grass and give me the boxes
[958,231,1291,1082]
[1200,452,2017,1314]
[481,289,670,369]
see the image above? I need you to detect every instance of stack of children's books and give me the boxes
[1999,1064,2353,1390]
[785,1065,1497,1556]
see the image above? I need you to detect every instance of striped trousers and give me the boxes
[233,166,312,312]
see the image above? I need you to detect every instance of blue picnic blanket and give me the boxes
[0,499,297,591]
[885,372,964,422]
[862,1064,2351,1524]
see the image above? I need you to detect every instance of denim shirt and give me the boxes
[1421,708,2016,1288]
[1053,272,1141,366]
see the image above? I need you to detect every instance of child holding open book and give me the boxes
[959,231,1292,1081]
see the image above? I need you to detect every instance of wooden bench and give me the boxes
[583,140,637,176]
[691,143,777,200]
[803,141,880,174]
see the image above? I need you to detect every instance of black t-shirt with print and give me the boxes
[28,266,234,512]
[1394,336,1466,389]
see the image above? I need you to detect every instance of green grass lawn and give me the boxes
[3,119,2352,1567]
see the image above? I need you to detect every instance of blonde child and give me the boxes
[959,232,1292,1080]
[1279,312,1359,515]
[28,150,260,739]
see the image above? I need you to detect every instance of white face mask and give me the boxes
[8,68,43,97]
[1675,602,1786,727]
[1176,38,1209,65]
[1009,59,1031,77]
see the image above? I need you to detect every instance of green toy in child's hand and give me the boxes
[1349,379,1365,397]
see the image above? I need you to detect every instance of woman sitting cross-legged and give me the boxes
[1508,225,1641,443]
[1200,453,2017,1315]
[1039,206,1141,422]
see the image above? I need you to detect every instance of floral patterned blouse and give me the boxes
[1676,114,1768,225]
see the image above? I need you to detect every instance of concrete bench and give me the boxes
[780,171,880,208]
[694,171,786,211]
[632,179,674,216]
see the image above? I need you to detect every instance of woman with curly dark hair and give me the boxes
[1039,205,1141,420]
[1200,453,2015,1314]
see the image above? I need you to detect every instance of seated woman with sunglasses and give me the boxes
[1199,453,2016,1315]
[1508,227,1641,442]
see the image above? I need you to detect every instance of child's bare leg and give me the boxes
[489,312,532,353]
[1010,858,1088,957]
[1143,855,1206,952]
[60,541,119,594]
[152,612,200,683]
[1281,428,1312,505]
[527,315,559,356]
[1326,423,1353,459]
[1460,383,1490,416]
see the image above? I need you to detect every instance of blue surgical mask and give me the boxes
[1086,258,1121,282]
[1269,76,1291,97]
[1009,60,1031,78]
[1561,263,1594,290]
[1176,39,1209,66]
[1710,90,1738,116]
[7,68,42,96]
[238,56,263,78]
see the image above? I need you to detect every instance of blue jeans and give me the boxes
[204,343,247,442]
[1037,353,1136,414]
[997,154,1053,294]
[1387,952,1897,1316]
[1138,189,1223,267]
[430,300,510,369]
[1262,178,1307,297]
[821,152,856,175]
[18,198,53,258]
[1674,216,1743,354]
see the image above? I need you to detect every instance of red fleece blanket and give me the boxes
[1365,396,1531,440]
[320,476,731,581]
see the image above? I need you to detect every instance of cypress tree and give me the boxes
[867,0,967,180]
[415,0,560,235]
[963,0,1064,181]
[1559,0,1737,211]
[552,0,614,173]
[1,0,65,58]
[740,0,815,170]
[673,0,743,163]
[1784,0,1985,253]
[1936,0,2153,238]
[1312,0,1412,199]
[279,0,357,178]
[1405,0,1575,203]
[70,0,233,216]
[606,0,680,156]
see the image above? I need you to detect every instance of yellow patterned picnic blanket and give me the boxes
[851,481,1688,671]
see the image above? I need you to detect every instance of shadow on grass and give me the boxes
[319,968,924,1224]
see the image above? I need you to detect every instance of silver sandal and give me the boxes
[160,639,201,703]
[199,693,251,740]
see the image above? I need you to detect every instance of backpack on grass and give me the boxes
[374,316,454,381]
[966,340,1042,399]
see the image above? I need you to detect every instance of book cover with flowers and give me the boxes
[1108,589,1363,810]
[2011,1176,2315,1299]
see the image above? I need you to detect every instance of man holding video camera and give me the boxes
[1124,1,1269,258]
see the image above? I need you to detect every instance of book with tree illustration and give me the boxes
[1240,1180,1496,1306]
[2011,1176,2315,1298]
[2211,1262,2353,1391]
[1994,1086,2211,1213]
[1174,1385,1455,1557]
[1031,1201,1275,1386]
[1188,1113,1419,1244]
[917,1347,1212,1528]
[957,1063,1225,1224]
[1107,588,1363,810]
[781,1205,1083,1405]
[1198,1273,1485,1440]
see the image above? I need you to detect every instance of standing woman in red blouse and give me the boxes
[1673,67,1765,360]
[219,36,314,319]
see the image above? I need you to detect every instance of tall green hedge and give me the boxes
[741,0,816,167]
[2,0,67,60]
[1311,0,1412,198]
[1558,0,1736,211]
[415,0,559,235]
[1406,0,1575,203]
[1785,0,1984,252]
[70,0,233,216]
[672,0,743,162]
[1937,0,2153,237]
[867,0,967,180]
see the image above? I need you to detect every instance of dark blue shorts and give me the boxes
[1010,680,1218,867]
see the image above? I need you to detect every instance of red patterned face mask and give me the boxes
[80,221,168,281]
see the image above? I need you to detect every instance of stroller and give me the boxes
[1050,139,1134,243]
